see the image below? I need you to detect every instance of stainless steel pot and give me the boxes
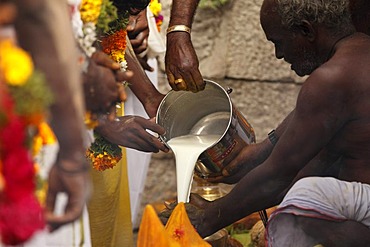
[156,79,255,178]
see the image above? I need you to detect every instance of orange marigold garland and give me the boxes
[86,135,122,171]
[85,6,129,171]
[101,28,128,70]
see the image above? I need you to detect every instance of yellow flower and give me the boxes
[85,111,99,129]
[110,50,125,64]
[32,121,56,156]
[150,0,162,17]
[80,0,103,24]
[32,135,43,157]
[0,39,33,86]
[87,150,121,171]
[37,122,56,145]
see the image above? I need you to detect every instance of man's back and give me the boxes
[299,32,370,183]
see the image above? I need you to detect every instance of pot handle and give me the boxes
[226,87,233,94]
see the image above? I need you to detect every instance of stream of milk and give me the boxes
[167,134,220,202]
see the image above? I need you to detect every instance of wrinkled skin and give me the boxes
[83,51,132,118]
[95,115,169,153]
[165,0,204,92]
[165,32,204,92]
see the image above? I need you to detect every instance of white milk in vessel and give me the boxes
[167,134,220,202]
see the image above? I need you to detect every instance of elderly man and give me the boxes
[163,0,370,246]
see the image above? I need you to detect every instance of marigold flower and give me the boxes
[102,29,127,64]
[80,0,103,24]
[0,39,33,86]
[150,0,162,17]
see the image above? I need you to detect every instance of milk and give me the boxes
[167,134,220,202]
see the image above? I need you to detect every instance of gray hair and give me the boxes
[275,0,353,30]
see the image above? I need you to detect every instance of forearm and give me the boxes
[126,43,164,117]
[169,0,200,27]
[14,0,86,162]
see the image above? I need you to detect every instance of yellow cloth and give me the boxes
[88,104,133,247]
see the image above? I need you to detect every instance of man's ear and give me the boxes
[299,20,315,41]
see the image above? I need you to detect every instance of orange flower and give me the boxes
[101,29,127,64]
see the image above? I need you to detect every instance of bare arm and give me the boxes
[208,110,295,183]
[126,41,165,118]
[198,71,350,237]
[14,0,90,231]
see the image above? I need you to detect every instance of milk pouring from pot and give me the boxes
[167,134,220,202]
[156,80,255,203]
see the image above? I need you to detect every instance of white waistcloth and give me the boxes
[266,177,370,247]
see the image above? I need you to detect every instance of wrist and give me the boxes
[166,25,191,35]
[56,150,89,173]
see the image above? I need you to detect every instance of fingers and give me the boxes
[115,69,133,82]
[91,51,120,70]
[46,200,85,232]
[107,105,116,121]
[166,68,205,92]
[130,35,148,54]
[116,82,127,102]
[167,71,187,91]
[137,56,154,72]
[189,193,208,208]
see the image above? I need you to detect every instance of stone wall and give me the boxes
[160,0,304,83]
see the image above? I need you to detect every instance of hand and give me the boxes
[83,51,132,118]
[95,115,169,153]
[45,158,91,232]
[165,32,204,92]
[127,9,149,55]
[206,142,268,184]
[158,193,210,237]
[137,54,154,72]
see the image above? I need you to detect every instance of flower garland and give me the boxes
[77,0,102,56]
[79,0,129,171]
[149,0,163,31]
[0,38,53,245]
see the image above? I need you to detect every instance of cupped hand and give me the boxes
[206,143,264,184]
[95,115,169,153]
[158,193,210,237]
[165,32,204,92]
[45,159,91,232]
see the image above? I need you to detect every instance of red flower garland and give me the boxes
[0,88,44,245]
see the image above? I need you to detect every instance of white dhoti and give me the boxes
[266,177,370,247]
